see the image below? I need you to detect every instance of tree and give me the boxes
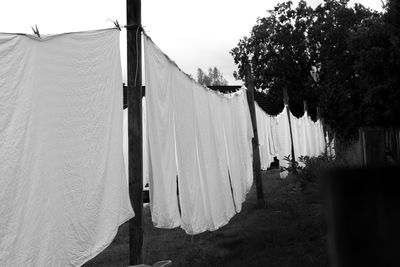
[346,0,400,128]
[197,67,228,86]
[231,0,381,139]
[307,0,378,138]
[231,1,315,116]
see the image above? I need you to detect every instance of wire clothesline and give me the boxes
[26,20,146,38]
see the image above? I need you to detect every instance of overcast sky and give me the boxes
[0,0,383,85]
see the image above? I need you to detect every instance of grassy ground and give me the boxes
[84,169,329,267]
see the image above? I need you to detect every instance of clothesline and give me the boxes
[1,26,328,266]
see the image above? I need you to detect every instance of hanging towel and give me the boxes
[0,29,134,267]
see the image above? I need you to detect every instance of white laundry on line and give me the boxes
[0,29,134,267]
[255,103,279,169]
[144,34,253,234]
[276,105,293,170]
[254,102,326,173]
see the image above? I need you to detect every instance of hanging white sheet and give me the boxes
[0,29,134,267]
[267,114,280,162]
[222,94,254,212]
[316,120,325,155]
[255,103,279,170]
[290,112,302,160]
[255,103,269,169]
[300,112,312,157]
[276,106,293,173]
[254,100,326,174]
[144,36,181,229]
[144,35,253,234]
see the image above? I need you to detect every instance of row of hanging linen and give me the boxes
[255,102,325,173]
[0,29,134,267]
[143,35,254,235]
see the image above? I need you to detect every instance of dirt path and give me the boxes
[85,170,328,266]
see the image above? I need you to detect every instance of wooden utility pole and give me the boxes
[283,88,297,173]
[127,0,143,264]
[244,64,265,208]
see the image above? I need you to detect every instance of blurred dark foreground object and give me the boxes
[323,166,400,267]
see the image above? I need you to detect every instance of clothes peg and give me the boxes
[113,20,121,31]
[31,25,40,38]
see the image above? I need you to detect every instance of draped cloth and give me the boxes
[276,106,293,170]
[144,35,253,234]
[255,103,278,170]
[254,103,326,175]
[0,29,134,267]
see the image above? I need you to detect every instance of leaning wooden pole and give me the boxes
[283,87,297,174]
[127,0,143,264]
[244,64,265,208]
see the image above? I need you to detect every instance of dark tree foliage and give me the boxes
[231,0,399,140]
[347,0,400,129]
[307,0,377,138]
[232,1,316,117]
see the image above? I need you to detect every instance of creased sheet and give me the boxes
[144,35,252,234]
[0,29,134,267]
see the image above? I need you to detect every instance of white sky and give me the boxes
[0,0,383,85]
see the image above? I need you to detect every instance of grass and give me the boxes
[84,169,329,267]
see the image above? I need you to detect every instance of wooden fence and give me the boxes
[358,127,400,166]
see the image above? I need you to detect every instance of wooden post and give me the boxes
[127,0,143,264]
[244,64,265,208]
[283,88,297,173]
